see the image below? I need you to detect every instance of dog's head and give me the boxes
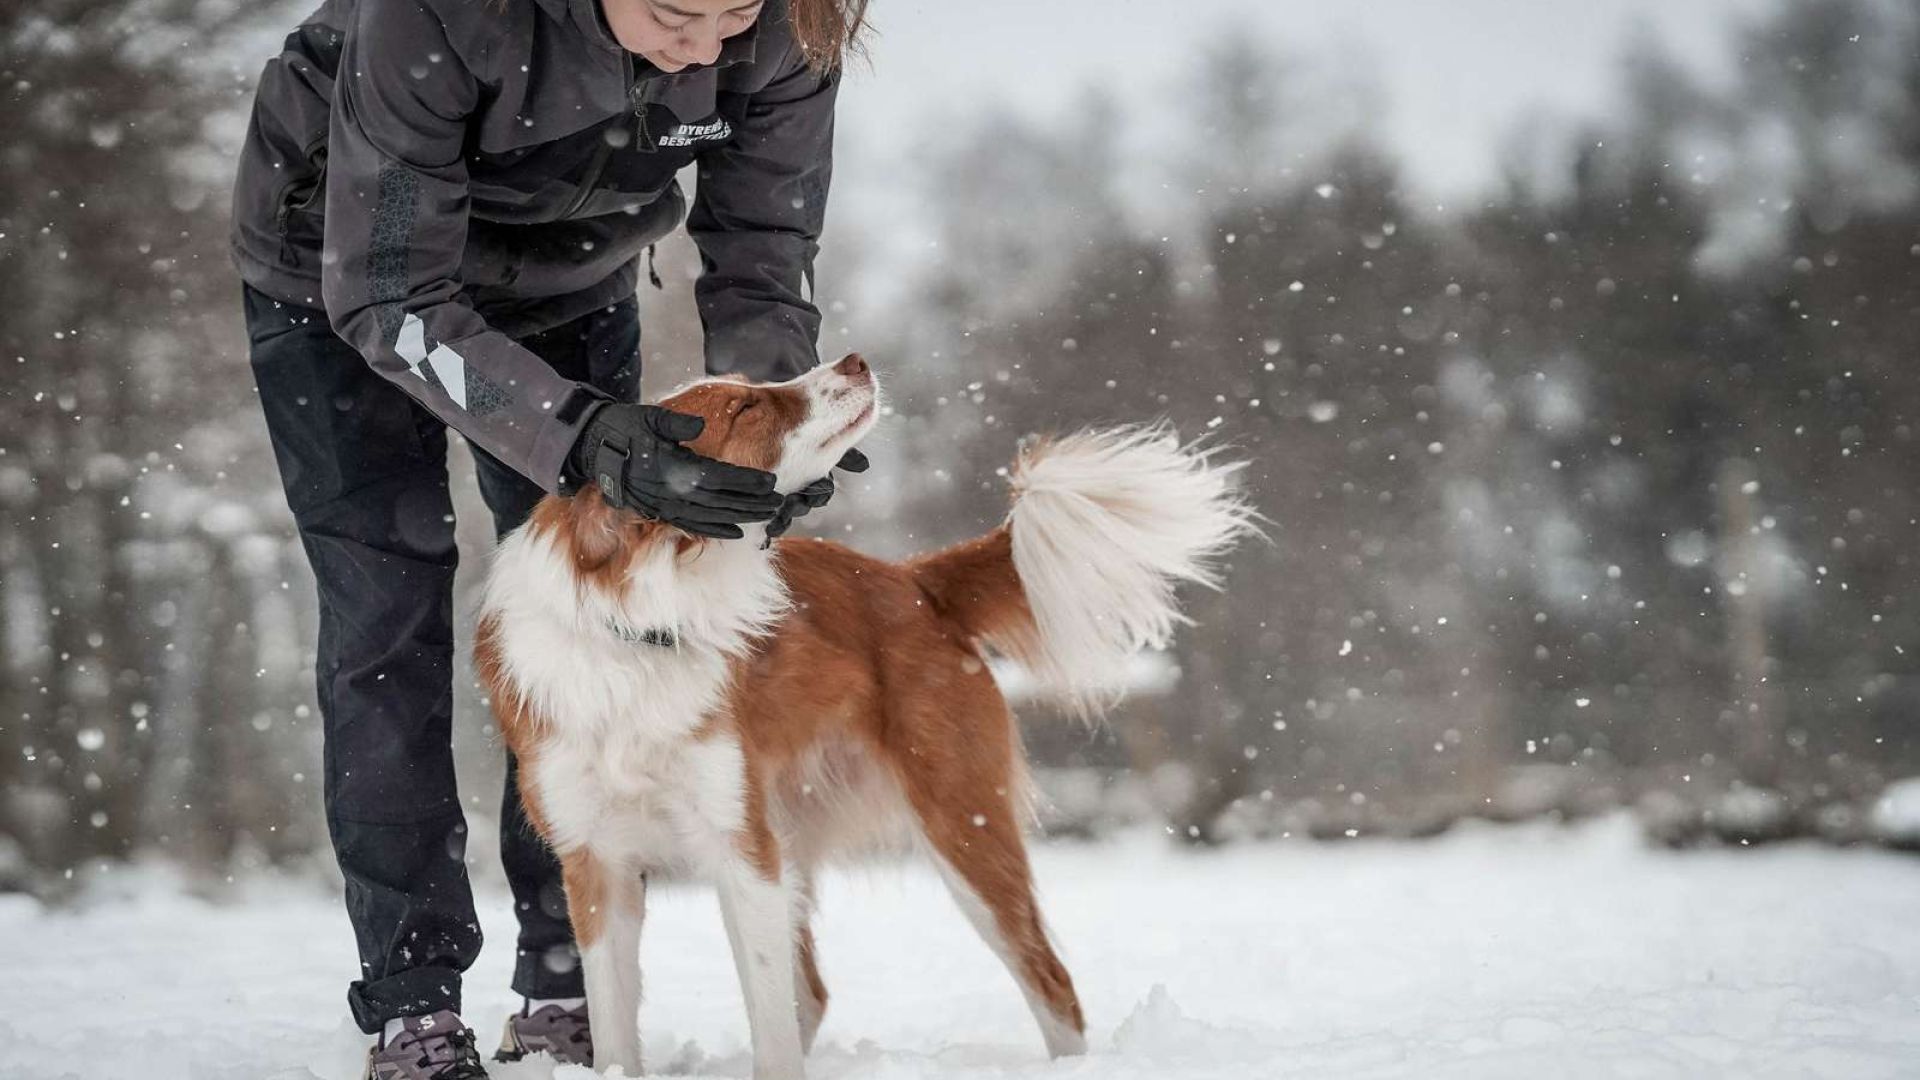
[658,352,880,495]
[524,354,880,614]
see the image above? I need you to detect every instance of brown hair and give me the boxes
[788,0,871,72]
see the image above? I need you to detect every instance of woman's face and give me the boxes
[601,0,766,72]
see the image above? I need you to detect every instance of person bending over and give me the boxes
[230,0,869,1074]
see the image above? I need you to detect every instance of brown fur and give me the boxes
[474,610,545,833]
[908,527,1047,670]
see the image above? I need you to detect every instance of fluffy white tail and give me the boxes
[911,424,1258,716]
[1001,424,1258,715]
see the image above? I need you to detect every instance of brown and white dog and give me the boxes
[475,354,1255,1079]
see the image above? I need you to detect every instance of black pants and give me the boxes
[243,284,639,1033]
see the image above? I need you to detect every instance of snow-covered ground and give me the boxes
[4,816,1918,1080]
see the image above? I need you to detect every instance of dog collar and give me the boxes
[608,620,676,648]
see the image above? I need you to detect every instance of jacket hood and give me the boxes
[559,0,621,53]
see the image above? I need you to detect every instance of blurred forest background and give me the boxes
[4,0,1919,894]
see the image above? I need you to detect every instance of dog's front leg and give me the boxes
[565,850,647,1076]
[716,856,805,1080]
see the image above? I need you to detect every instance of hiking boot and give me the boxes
[364,1011,488,1080]
[495,1000,593,1066]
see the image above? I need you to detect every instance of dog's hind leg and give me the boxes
[897,748,1087,1058]
[564,849,646,1075]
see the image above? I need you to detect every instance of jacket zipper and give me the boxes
[629,52,658,152]
[560,55,658,220]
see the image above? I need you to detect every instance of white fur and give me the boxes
[485,520,786,709]
[768,364,881,493]
[772,738,918,866]
[578,876,646,1075]
[717,859,806,1079]
[1006,423,1262,717]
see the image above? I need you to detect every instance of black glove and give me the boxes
[764,448,870,543]
[565,402,783,540]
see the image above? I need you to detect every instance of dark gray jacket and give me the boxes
[231,0,836,492]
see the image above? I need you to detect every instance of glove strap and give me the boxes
[593,437,630,509]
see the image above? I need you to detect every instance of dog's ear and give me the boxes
[568,493,695,586]
[567,492,628,575]
[549,491,629,584]
[531,493,680,597]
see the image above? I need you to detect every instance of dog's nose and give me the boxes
[834,353,869,380]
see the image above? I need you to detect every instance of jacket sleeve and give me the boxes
[687,46,838,382]
[319,0,604,494]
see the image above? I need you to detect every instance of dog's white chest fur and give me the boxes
[481,521,788,870]
[530,725,747,869]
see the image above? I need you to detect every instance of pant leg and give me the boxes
[470,297,642,1000]
[244,285,479,1034]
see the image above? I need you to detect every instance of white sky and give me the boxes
[822,0,1778,297]
[835,0,1776,201]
